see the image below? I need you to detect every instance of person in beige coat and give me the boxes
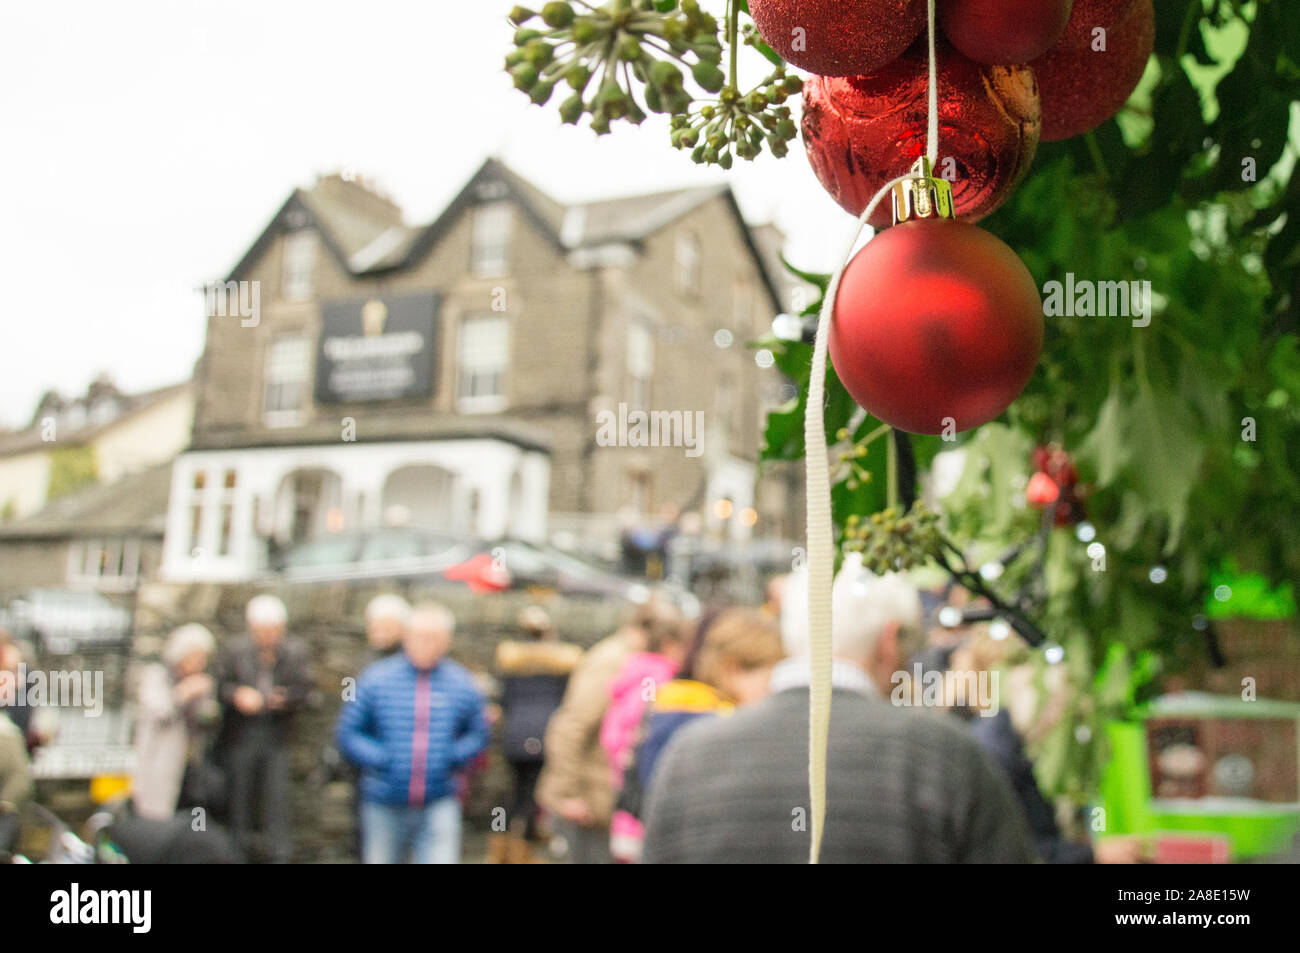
[132,624,219,820]
[0,709,32,855]
[536,596,681,864]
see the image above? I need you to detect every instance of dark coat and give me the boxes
[970,708,1093,864]
[495,640,582,764]
[215,634,312,748]
[642,687,1036,864]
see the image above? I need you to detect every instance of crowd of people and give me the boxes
[0,556,1146,864]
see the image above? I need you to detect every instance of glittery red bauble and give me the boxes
[830,219,1044,435]
[1032,0,1153,141]
[748,0,925,77]
[801,40,1040,228]
[938,0,1073,64]
[1057,0,1138,50]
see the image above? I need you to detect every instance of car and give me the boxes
[266,528,476,583]
[265,528,697,614]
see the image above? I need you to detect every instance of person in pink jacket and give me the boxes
[599,617,686,788]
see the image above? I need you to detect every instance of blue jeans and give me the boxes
[360,797,462,864]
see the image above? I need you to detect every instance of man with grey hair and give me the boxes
[337,601,489,863]
[642,555,1034,864]
[362,593,411,668]
[216,593,312,863]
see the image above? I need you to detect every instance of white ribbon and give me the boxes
[804,0,940,865]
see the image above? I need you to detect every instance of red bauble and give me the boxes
[938,0,1073,65]
[1057,0,1138,50]
[1032,0,1153,141]
[801,40,1040,228]
[1029,445,1085,524]
[1026,471,1061,506]
[748,0,925,77]
[830,219,1044,435]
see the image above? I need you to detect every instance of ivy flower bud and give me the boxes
[540,2,574,28]
[559,93,584,124]
[692,60,725,93]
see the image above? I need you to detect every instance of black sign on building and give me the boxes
[315,292,439,404]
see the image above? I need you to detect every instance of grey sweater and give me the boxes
[642,687,1036,864]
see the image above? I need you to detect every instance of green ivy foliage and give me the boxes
[758,0,1299,798]
[46,446,98,502]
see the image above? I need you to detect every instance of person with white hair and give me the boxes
[337,601,489,864]
[216,593,312,863]
[362,593,411,667]
[777,553,926,695]
[132,624,219,820]
[642,555,1035,864]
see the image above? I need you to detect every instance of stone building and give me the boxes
[0,379,192,595]
[0,377,192,524]
[164,159,802,582]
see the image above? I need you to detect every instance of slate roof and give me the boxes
[227,158,783,308]
[0,462,173,539]
[0,381,191,460]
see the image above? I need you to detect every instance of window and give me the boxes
[457,313,510,411]
[281,230,317,301]
[627,471,652,516]
[675,233,701,296]
[190,469,206,555]
[627,322,654,409]
[733,276,753,335]
[89,399,119,426]
[68,537,141,591]
[217,469,237,556]
[470,202,512,276]
[715,374,735,449]
[263,335,312,424]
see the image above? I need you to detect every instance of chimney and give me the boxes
[311,172,405,227]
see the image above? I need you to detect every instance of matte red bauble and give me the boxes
[938,0,1073,64]
[801,40,1040,228]
[1057,0,1138,50]
[1032,0,1153,141]
[830,219,1044,434]
[748,0,925,77]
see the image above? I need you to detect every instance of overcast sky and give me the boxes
[0,0,852,428]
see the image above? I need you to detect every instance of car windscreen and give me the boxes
[280,536,363,569]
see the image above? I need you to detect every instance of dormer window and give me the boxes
[89,398,119,426]
[471,202,512,276]
[282,230,317,301]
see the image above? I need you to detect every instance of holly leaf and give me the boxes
[757,335,856,462]
[779,257,830,303]
[1077,378,1132,487]
[1125,385,1206,553]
